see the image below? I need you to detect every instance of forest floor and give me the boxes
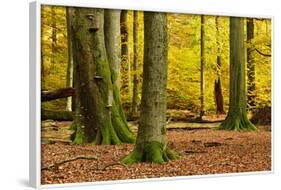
[41,117,271,185]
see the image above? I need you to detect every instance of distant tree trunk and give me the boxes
[51,6,57,67]
[200,15,205,119]
[247,18,256,110]
[41,48,45,87]
[214,16,224,114]
[41,8,45,87]
[131,11,139,117]
[71,8,135,144]
[120,10,131,98]
[220,17,256,131]
[122,12,178,164]
[65,7,74,111]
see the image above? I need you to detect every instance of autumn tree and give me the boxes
[220,17,256,131]
[131,10,139,117]
[122,12,178,164]
[246,18,256,110]
[214,16,224,114]
[71,8,135,144]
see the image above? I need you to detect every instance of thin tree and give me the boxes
[65,7,74,111]
[51,6,57,67]
[120,10,131,97]
[200,15,205,119]
[122,12,178,164]
[131,11,139,117]
[214,16,224,114]
[71,8,135,144]
[220,17,256,131]
[246,18,256,110]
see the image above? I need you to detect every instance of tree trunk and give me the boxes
[122,12,178,164]
[200,15,205,119]
[131,11,139,117]
[65,7,74,111]
[246,18,256,110]
[214,16,224,114]
[220,17,256,131]
[51,6,57,67]
[71,8,135,144]
[120,10,131,98]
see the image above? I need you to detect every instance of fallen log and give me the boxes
[41,110,74,121]
[41,87,75,102]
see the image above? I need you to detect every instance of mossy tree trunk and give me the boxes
[246,18,256,111]
[120,10,131,98]
[200,15,205,119]
[214,16,224,114]
[65,7,74,112]
[131,11,139,117]
[220,17,256,131]
[122,12,178,164]
[71,8,135,144]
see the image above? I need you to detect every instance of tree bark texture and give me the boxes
[220,17,256,131]
[131,11,139,117]
[122,12,178,164]
[246,18,256,110]
[71,8,135,144]
[120,10,131,98]
[200,15,205,118]
[214,16,224,114]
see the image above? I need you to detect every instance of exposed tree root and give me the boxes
[220,113,256,131]
[122,141,180,165]
[102,162,129,171]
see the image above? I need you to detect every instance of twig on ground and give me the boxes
[101,162,129,171]
[42,155,98,171]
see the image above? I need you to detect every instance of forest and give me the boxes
[40,5,272,184]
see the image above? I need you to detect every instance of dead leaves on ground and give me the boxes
[41,125,271,184]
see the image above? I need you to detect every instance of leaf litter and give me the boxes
[41,124,271,184]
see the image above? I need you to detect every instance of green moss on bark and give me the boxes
[220,110,256,131]
[122,141,179,165]
[72,124,86,144]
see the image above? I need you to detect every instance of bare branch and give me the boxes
[255,48,271,57]
[41,155,98,171]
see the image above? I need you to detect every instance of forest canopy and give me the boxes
[41,6,271,114]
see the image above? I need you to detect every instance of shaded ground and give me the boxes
[41,122,271,185]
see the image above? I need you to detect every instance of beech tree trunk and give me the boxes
[200,15,205,119]
[220,17,256,131]
[122,12,178,164]
[71,8,135,144]
[131,11,139,117]
[214,16,224,114]
[120,10,131,98]
[65,7,74,111]
[246,18,256,110]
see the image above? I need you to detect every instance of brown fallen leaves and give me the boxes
[41,125,271,185]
